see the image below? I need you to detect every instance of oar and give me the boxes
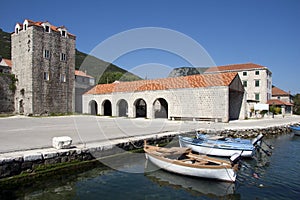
[261,140,274,150]
[230,150,244,165]
[239,161,260,179]
[252,134,273,148]
[252,134,264,146]
[256,145,272,156]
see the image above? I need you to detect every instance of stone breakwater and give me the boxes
[0,123,299,180]
[198,124,298,139]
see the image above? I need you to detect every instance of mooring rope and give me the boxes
[129,139,144,149]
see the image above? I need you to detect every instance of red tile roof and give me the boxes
[85,72,238,95]
[15,19,75,37]
[205,63,267,73]
[75,70,94,78]
[272,86,290,96]
[267,99,293,106]
[0,58,12,67]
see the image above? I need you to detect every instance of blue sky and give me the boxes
[1,0,299,94]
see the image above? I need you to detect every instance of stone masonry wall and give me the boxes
[12,25,75,115]
[31,26,75,114]
[0,74,14,113]
[83,86,231,122]
[0,133,174,179]
[12,27,34,114]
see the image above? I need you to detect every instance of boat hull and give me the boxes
[290,126,300,136]
[145,153,236,182]
[145,163,236,196]
[179,136,255,157]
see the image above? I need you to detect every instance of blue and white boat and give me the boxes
[290,125,300,136]
[179,133,263,157]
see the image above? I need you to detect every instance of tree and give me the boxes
[270,105,281,115]
[97,71,141,84]
[293,94,300,115]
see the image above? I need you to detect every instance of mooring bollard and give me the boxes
[52,136,72,149]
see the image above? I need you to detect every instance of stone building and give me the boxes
[75,70,95,113]
[83,72,246,122]
[267,86,293,115]
[0,57,12,74]
[12,19,76,115]
[0,57,14,113]
[204,63,272,115]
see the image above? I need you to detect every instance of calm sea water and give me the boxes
[1,134,300,200]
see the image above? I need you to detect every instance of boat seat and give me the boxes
[186,154,206,162]
[207,135,225,140]
[157,147,191,155]
[195,161,209,165]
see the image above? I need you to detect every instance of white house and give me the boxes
[204,63,272,116]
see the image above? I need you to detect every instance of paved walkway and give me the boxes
[0,115,299,154]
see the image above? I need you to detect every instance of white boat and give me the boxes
[145,162,236,197]
[144,141,241,182]
[178,134,263,157]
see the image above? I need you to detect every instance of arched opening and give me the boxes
[89,100,98,115]
[153,98,168,118]
[135,98,147,118]
[103,100,112,116]
[118,99,128,117]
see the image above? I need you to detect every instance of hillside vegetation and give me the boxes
[168,67,208,77]
[75,50,141,83]
[0,29,11,59]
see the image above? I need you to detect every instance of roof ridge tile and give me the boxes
[84,72,238,95]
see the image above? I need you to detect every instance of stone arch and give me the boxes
[117,99,128,117]
[89,100,98,115]
[153,98,168,118]
[102,100,112,116]
[134,98,147,118]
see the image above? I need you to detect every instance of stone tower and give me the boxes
[12,19,76,115]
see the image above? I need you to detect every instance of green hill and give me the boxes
[0,29,11,59]
[168,67,208,77]
[0,28,141,84]
[75,50,141,83]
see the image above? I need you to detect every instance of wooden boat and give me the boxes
[144,141,241,182]
[290,125,300,136]
[178,133,264,157]
[145,162,236,197]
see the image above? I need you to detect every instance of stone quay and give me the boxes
[0,115,299,180]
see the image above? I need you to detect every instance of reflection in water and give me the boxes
[0,134,299,200]
[98,151,146,173]
[0,163,111,200]
[144,161,237,198]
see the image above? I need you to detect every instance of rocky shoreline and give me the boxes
[198,123,299,139]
